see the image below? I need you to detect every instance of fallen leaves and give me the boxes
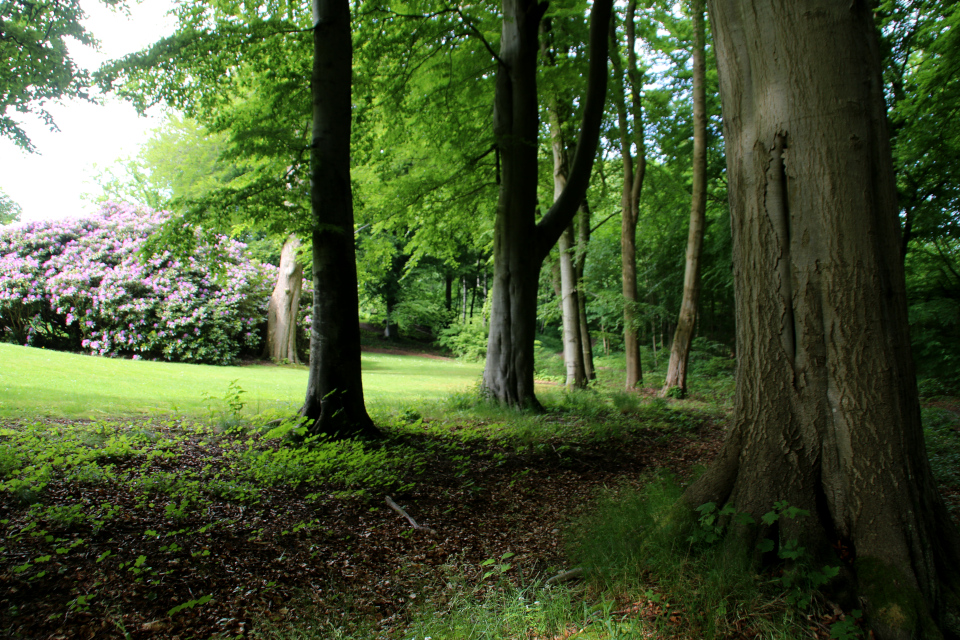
[0,413,724,639]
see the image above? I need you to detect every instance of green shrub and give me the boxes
[923,407,960,487]
[437,318,489,361]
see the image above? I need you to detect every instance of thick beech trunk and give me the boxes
[577,201,596,380]
[687,3,960,637]
[609,0,646,388]
[264,234,303,364]
[482,0,611,408]
[300,0,379,439]
[662,0,707,397]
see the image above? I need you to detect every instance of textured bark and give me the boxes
[609,0,646,388]
[263,235,303,364]
[661,0,707,397]
[559,223,586,388]
[482,0,611,408]
[300,0,379,439]
[576,201,596,380]
[686,2,960,638]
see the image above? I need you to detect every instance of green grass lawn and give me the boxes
[0,343,483,419]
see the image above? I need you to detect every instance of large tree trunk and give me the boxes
[686,2,960,638]
[482,0,611,408]
[609,0,646,388]
[661,0,707,398]
[300,0,379,439]
[263,234,303,364]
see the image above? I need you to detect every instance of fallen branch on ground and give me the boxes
[385,495,437,535]
[545,567,583,586]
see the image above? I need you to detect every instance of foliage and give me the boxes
[0,202,274,364]
[0,0,117,151]
[0,188,21,225]
[566,479,844,639]
[437,317,489,361]
[922,406,960,489]
[88,114,242,211]
[879,1,960,385]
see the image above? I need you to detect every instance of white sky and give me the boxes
[0,1,178,223]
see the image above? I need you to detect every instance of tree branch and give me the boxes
[385,496,436,535]
[535,0,613,260]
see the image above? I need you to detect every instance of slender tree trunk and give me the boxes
[300,0,379,439]
[662,0,707,398]
[609,0,646,388]
[444,271,453,311]
[545,84,587,389]
[482,0,611,407]
[383,300,392,339]
[577,201,596,380]
[687,3,960,638]
[264,234,303,364]
[559,223,586,388]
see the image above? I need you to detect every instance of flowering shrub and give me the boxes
[0,202,276,365]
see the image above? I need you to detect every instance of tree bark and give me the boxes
[264,234,303,364]
[444,271,453,312]
[609,0,646,389]
[559,222,586,388]
[687,2,960,637]
[482,0,611,408]
[300,0,379,439]
[662,0,707,398]
[545,79,587,390]
[576,201,596,380]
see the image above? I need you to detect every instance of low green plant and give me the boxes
[922,407,960,487]
[437,318,489,361]
[610,391,643,414]
[566,478,812,639]
[402,577,593,640]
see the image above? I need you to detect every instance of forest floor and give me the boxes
[0,400,725,640]
[2,378,958,640]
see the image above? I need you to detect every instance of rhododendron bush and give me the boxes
[0,202,276,365]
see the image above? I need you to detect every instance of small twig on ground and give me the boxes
[385,495,437,535]
[545,567,583,586]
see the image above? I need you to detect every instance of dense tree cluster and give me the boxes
[4,0,959,635]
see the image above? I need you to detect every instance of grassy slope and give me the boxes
[0,343,483,419]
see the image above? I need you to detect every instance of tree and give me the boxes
[684,2,960,638]
[482,0,612,408]
[98,0,378,438]
[299,0,379,439]
[263,234,303,364]
[0,188,21,225]
[542,15,588,390]
[0,0,113,152]
[89,115,240,211]
[575,201,597,380]
[661,0,707,397]
[608,0,647,389]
